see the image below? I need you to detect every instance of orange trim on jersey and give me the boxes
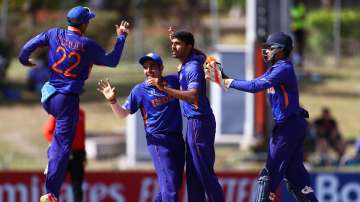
[280,85,289,108]
[140,106,148,128]
[67,26,83,35]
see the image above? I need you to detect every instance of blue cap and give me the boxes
[139,53,163,66]
[67,6,96,26]
[264,32,293,51]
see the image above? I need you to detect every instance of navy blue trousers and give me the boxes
[147,133,185,202]
[266,116,317,201]
[186,115,225,202]
[42,93,79,197]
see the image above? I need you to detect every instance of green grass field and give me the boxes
[0,57,359,170]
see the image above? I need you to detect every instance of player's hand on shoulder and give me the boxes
[147,78,165,91]
[97,79,116,102]
[115,20,130,36]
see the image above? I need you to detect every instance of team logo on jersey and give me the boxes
[150,88,164,97]
[150,88,163,96]
[301,186,314,194]
[151,95,174,107]
[267,87,275,94]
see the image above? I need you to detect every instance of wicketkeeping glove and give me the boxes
[204,56,232,90]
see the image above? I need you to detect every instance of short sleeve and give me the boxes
[165,74,180,90]
[186,63,203,90]
[122,85,142,114]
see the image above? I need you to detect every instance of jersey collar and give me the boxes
[67,26,83,36]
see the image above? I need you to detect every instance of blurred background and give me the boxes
[1,0,360,201]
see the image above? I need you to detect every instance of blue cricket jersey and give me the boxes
[122,75,183,135]
[230,59,301,122]
[19,27,127,94]
[178,51,213,118]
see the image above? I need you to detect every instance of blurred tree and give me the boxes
[321,0,334,8]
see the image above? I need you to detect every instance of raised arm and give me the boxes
[97,79,130,118]
[205,60,288,93]
[227,66,287,93]
[92,20,130,67]
[168,26,176,40]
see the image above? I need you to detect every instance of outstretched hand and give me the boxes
[168,26,176,40]
[115,20,130,36]
[97,79,117,103]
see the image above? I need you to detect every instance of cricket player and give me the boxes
[206,32,318,202]
[18,6,130,202]
[148,30,225,202]
[97,52,185,202]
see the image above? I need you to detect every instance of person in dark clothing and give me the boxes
[313,107,346,165]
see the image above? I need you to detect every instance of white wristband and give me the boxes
[223,79,234,89]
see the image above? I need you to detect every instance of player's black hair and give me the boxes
[172,31,194,47]
[283,47,292,58]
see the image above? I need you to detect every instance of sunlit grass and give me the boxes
[301,59,360,139]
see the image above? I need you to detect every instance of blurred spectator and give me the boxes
[0,40,11,80]
[303,121,317,161]
[27,50,50,94]
[291,0,306,68]
[342,137,360,166]
[313,107,346,165]
[0,40,21,101]
[44,108,86,202]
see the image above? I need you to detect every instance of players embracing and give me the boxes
[147,28,225,202]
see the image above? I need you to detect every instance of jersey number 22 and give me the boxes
[51,46,80,78]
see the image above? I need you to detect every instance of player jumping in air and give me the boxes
[98,53,185,202]
[205,32,318,202]
[18,6,130,202]
[148,29,225,202]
